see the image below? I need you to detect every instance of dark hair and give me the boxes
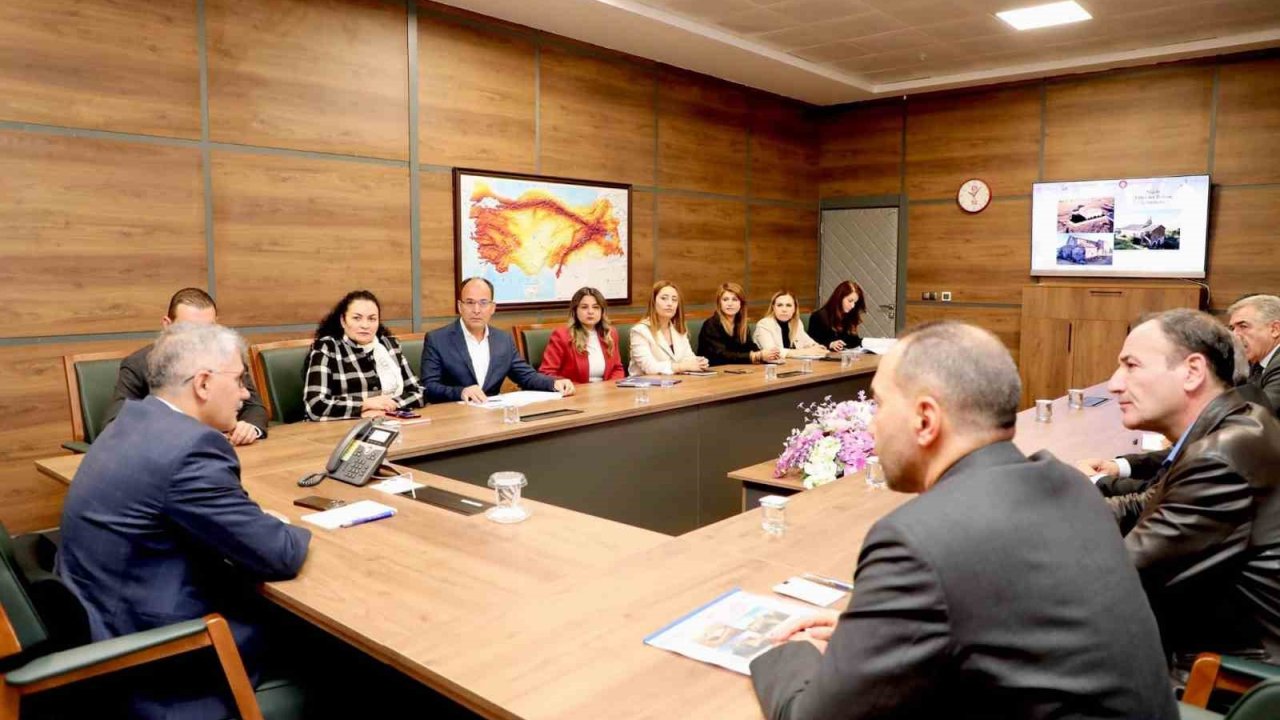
[819,281,866,335]
[166,287,216,320]
[713,282,749,344]
[1145,309,1237,388]
[895,321,1021,431]
[459,276,494,300]
[313,290,390,346]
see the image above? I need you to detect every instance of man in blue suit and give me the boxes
[57,323,312,720]
[421,277,575,403]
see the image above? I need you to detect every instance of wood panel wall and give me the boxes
[820,52,1280,365]
[0,0,818,532]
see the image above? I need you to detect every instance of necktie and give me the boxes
[1249,363,1263,385]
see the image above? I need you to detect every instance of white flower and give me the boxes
[802,460,839,488]
[812,436,841,462]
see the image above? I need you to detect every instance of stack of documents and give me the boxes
[467,391,563,409]
[300,500,396,530]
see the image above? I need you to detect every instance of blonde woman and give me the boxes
[698,283,782,366]
[629,281,709,375]
[753,290,824,359]
[539,287,625,383]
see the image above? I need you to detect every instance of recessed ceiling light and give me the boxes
[997,1,1092,31]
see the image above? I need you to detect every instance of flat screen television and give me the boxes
[1030,174,1210,279]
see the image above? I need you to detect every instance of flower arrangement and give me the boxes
[774,393,877,489]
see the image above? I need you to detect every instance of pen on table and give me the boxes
[802,573,854,592]
[340,511,395,528]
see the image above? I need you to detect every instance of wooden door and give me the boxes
[1071,319,1131,389]
[1019,317,1072,408]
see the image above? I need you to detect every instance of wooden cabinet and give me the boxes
[1018,283,1201,407]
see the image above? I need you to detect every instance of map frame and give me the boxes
[452,168,633,311]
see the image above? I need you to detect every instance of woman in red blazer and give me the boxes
[539,287,626,383]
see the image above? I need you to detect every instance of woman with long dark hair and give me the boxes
[303,289,424,420]
[539,286,625,383]
[809,280,867,352]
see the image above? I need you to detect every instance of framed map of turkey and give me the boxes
[453,169,632,311]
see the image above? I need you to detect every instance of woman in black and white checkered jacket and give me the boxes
[303,290,425,420]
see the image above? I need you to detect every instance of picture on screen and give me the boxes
[1056,197,1114,234]
[1030,175,1209,279]
[1056,233,1113,266]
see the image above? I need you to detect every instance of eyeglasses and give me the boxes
[184,369,247,389]
[460,300,493,310]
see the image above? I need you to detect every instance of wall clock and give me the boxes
[957,178,991,213]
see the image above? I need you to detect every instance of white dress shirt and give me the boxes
[460,319,491,389]
[356,336,403,398]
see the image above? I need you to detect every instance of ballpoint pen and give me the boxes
[340,510,395,528]
[801,573,854,592]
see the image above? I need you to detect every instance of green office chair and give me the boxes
[249,339,313,424]
[1178,677,1280,719]
[61,352,128,454]
[521,327,556,370]
[398,337,424,380]
[685,318,705,354]
[0,522,270,719]
[615,322,634,372]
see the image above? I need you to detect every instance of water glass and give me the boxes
[864,457,886,490]
[764,364,778,381]
[1035,399,1053,423]
[502,404,520,424]
[759,495,788,536]
[800,358,814,374]
[1068,388,1085,410]
[840,350,856,370]
[634,386,650,405]
[485,471,530,524]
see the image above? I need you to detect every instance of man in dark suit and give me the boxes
[750,322,1177,720]
[420,277,574,403]
[104,287,268,445]
[58,323,311,719]
[1104,310,1280,667]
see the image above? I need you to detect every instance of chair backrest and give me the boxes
[63,351,128,443]
[0,523,49,666]
[685,318,705,354]
[249,339,313,424]
[512,323,562,370]
[398,336,424,379]
[614,322,635,371]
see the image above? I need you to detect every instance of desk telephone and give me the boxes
[323,419,400,486]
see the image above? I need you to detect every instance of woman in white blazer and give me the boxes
[753,290,825,359]
[628,280,710,376]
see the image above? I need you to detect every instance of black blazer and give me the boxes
[103,343,269,436]
[807,309,861,350]
[697,316,758,366]
[750,442,1177,720]
[1109,388,1280,662]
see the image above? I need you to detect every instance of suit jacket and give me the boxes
[628,319,697,376]
[1108,388,1280,661]
[57,396,311,719]
[1252,344,1280,413]
[538,326,624,383]
[753,316,822,358]
[420,321,556,402]
[750,442,1177,720]
[103,343,269,435]
[698,316,759,366]
[807,309,861,351]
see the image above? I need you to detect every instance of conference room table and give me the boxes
[34,374,1146,719]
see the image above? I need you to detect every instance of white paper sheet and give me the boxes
[300,500,396,530]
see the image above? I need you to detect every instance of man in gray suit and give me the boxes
[750,322,1176,720]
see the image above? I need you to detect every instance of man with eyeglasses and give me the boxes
[421,276,574,403]
[104,287,268,445]
[58,322,311,719]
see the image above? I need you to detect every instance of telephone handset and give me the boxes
[324,419,400,486]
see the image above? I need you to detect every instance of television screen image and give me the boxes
[1031,175,1209,278]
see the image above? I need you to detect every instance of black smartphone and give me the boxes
[293,496,346,511]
